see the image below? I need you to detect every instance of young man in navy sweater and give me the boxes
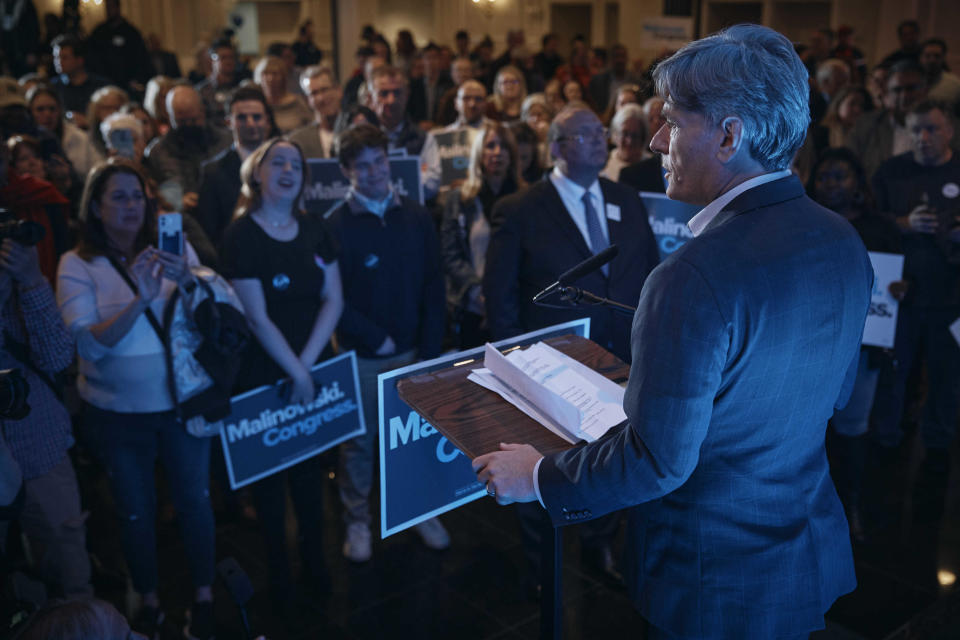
[325,124,448,561]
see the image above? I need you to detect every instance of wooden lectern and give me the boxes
[397,334,629,640]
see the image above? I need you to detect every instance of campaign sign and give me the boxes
[219,351,365,489]
[639,16,694,50]
[641,192,700,260]
[378,318,591,538]
[863,251,905,349]
[389,156,424,203]
[433,128,476,187]
[303,157,424,216]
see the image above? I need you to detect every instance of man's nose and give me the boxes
[650,124,669,154]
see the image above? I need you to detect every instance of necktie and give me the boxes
[581,191,609,276]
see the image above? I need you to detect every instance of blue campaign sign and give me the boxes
[303,157,424,216]
[387,156,424,203]
[219,351,365,489]
[641,191,700,260]
[433,128,476,187]
[378,318,590,538]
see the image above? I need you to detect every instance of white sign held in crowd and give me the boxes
[862,251,905,349]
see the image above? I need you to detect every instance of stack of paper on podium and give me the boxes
[468,342,627,444]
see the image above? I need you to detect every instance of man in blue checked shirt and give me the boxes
[0,228,91,599]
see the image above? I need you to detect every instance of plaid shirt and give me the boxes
[0,280,74,480]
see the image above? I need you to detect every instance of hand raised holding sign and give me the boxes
[888,279,909,301]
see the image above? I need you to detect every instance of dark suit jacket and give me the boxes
[408,76,454,123]
[196,147,241,248]
[143,125,232,195]
[151,49,182,78]
[483,177,659,362]
[386,118,427,157]
[618,156,666,193]
[538,176,871,638]
[288,122,330,159]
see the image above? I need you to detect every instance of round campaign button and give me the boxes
[942,182,960,199]
[272,273,290,290]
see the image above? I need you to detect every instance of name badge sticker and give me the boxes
[606,204,621,222]
[950,317,960,347]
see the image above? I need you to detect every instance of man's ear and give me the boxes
[716,117,744,165]
[549,140,562,163]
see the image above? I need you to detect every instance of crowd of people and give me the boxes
[1,2,959,637]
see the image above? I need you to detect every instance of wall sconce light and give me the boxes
[472,0,496,18]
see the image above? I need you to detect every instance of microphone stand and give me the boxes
[557,286,637,316]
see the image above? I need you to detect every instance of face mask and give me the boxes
[173,124,206,146]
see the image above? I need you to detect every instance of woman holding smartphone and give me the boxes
[56,159,216,640]
[219,138,344,613]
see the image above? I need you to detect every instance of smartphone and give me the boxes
[108,127,135,159]
[158,213,184,256]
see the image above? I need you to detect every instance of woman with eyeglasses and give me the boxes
[601,103,648,182]
[485,65,527,123]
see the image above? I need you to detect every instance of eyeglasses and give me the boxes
[557,128,608,144]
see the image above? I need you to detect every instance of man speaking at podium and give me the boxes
[474,24,873,639]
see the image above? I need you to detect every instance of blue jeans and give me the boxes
[871,306,960,450]
[85,405,215,594]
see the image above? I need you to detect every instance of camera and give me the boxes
[0,368,30,420]
[0,209,46,247]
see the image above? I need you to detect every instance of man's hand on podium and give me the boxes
[472,443,543,505]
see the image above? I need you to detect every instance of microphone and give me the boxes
[532,245,619,303]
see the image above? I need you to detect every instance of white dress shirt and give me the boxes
[318,126,334,157]
[686,170,792,237]
[548,167,609,247]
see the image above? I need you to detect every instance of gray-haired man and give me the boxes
[289,66,342,159]
[475,24,872,639]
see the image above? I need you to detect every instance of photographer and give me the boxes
[0,214,91,598]
[1,124,71,285]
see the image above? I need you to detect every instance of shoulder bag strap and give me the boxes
[106,255,183,421]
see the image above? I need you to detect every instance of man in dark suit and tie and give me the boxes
[484,104,659,362]
[196,86,276,248]
[476,24,873,639]
[482,103,659,587]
